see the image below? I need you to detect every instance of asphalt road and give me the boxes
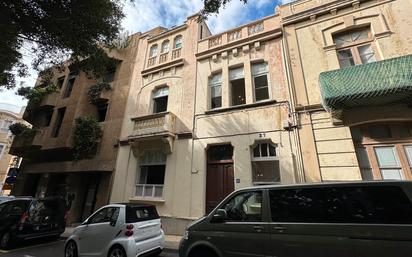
[0,238,179,257]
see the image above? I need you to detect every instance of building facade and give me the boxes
[0,104,26,195]
[10,35,142,224]
[280,0,412,182]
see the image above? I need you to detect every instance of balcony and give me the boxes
[26,91,59,111]
[146,48,182,69]
[130,112,176,139]
[319,54,412,111]
[197,15,280,53]
[9,131,39,156]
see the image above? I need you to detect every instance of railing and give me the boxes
[147,56,156,67]
[172,48,181,59]
[131,112,176,138]
[135,184,164,198]
[209,35,222,48]
[159,53,168,64]
[228,29,242,42]
[248,22,264,35]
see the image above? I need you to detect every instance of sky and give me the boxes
[0,0,293,110]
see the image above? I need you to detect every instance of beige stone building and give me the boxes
[0,104,26,195]
[110,14,212,235]
[10,36,142,223]
[110,13,300,235]
[279,0,412,182]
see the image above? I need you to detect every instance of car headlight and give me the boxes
[183,230,189,240]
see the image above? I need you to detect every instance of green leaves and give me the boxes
[17,83,59,103]
[72,116,103,160]
[87,82,112,105]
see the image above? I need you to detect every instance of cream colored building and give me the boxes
[0,104,26,195]
[110,14,211,234]
[279,0,412,182]
[110,13,300,235]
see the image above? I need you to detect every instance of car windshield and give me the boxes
[125,206,159,223]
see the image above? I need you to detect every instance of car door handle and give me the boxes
[253,225,264,232]
[274,226,286,233]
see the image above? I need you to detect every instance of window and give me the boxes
[209,73,222,109]
[355,148,373,180]
[136,150,166,198]
[252,63,269,101]
[104,69,116,83]
[161,40,170,53]
[269,186,412,224]
[404,146,412,169]
[126,205,159,223]
[252,143,280,184]
[374,146,404,180]
[174,35,182,49]
[0,144,5,159]
[368,125,391,139]
[63,73,76,98]
[229,67,246,106]
[57,76,65,89]
[333,28,376,68]
[149,44,158,57]
[0,120,13,133]
[88,207,120,224]
[97,103,108,122]
[51,107,66,137]
[44,109,54,127]
[153,87,168,113]
[222,191,262,222]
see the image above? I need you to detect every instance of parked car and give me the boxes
[0,196,67,249]
[64,203,164,257]
[179,181,412,257]
[0,196,15,203]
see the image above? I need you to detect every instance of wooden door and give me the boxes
[206,163,234,214]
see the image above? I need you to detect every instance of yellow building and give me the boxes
[0,103,26,195]
[279,0,412,182]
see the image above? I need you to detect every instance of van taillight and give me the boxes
[18,212,29,231]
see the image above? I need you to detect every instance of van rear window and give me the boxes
[126,206,159,223]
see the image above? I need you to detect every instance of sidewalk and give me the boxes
[61,226,181,251]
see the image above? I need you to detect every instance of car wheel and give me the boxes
[108,246,126,257]
[64,240,78,257]
[0,232,13,249]
[190,248,218,257]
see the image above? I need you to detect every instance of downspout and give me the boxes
[281,31,306,183]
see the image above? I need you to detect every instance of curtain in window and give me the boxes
[140,150,167,166]
[252,63,268,75]
[153,87,169,98]
[229,67,244,80]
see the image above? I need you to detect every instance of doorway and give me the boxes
[206,144,234,214]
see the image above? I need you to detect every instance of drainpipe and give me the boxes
[281,33,306,183]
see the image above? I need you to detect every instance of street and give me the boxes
[0,238,179,257]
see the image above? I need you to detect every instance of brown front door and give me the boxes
[206,145,234,214]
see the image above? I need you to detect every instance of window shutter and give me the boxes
[153,87,169,98]
[229,67,244,80]
[252,63,268,76]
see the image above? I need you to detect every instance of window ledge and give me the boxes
[205,100,278,115]
[129,197,166,203]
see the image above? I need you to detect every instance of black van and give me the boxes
[0,197,67,249]
[179,181,412,257]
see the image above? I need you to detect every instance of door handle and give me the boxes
[274,226,286,233]
[253,225,264,232]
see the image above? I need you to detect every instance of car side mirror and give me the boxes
[211,209,227,223]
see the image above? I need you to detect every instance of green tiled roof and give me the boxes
[319,54,412,110]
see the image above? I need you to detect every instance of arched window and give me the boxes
[332,27,376,68]
[153,87,169,113]
[149,44,158,57]
[161,40,170,53]
[251,142,280,184]
[174,35,182,49]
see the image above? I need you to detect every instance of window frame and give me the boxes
[219,190,264,223]
[87,207,120,225]
[251,62,271,102]
[229,66,246,106]
[149,44,158,58]
[152,86,169,114]
[161,40,170,54]
[251,142,280,185]
[0,143,5,159]
[209,72,222,110]
[173,35,182,49]
[333,27,379,68]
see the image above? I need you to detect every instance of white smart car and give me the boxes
[64,203,164,257]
